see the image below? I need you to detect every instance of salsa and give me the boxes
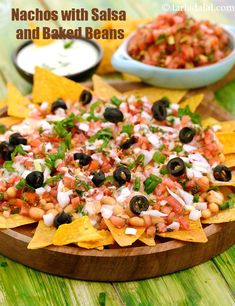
[128,11,231,69]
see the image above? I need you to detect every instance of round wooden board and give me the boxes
[0,81,234,282]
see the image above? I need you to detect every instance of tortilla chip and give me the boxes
[139,232,156,246]
[32,67,87,104]
[0,99,7,109]
[28,221,56,249]
[224,154,235,168]
[77,230,114,249]
[0,116,22,128]
[53,216,102,246]
[214,121,235,133]
[122,73,141,82]
[202,117,219,128]
[213,173,235,187]
[216,132,235,154]
[104,219,145,247]
[124,87,187,104]
[0,214,36,229]
[29,22,54,47]
[202,208,235,224]
[7,83,32,118]
[157,217,208,243]
[92,75,121,101]
[180,94,204,112]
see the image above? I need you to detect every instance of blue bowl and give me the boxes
[112,25,235,89]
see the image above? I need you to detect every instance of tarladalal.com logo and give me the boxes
[162,2,235,12]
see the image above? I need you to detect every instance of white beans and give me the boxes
[6,187,16,198]
[129,217,145,227]
[101,196,116,205]
[29,207,44,220]
[206,191,224,205]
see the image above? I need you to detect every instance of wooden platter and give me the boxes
[0,80,234,282]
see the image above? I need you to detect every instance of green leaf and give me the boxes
[111,96,121,107]
[89,128,113,143]
[98,292,106,306]
[3,161,14,172]
[0,124,6,134]
[133,177,141,191]
[16,179,27,190]
[178,105,201,125]
[153,152,166,164]
[64,40,74,49]
[128,153,145,170]
[215,80,235,115]
[45,174,63,184]
[121,124,133,136]
[11,145,26,159]
[45,143,66,170]
[144,174,162,194]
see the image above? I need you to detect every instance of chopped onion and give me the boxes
[183,145,196,152]
[189,210,202,221]
[78,123,89,132]
[160,200,167,206]
[125,227,137,235]
[141,150,154,165]
[35,187,45,196]
[147,134,160,147]
[167,222,180,231]
[43,213,55,227]
[177,188,193,206]
[196,202,208,211]
[141,210,167,217]
[116,187,131,203]
[101,205,113,219]
[167,187,186,206]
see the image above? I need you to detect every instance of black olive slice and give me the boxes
[151,101,167,121]
[92,171,105,187]
[213,165,232,182]
[74,153,92,166]
[103,107,124,123]
[120,136,137,150]
[167,157,186,177]
[179,127,196,144]
[113,166,131,185]
[79,90,93,105]
[25,171,44,189]
[0,141,14,161]
[51,99,67,113]
[54,211,72,228]
[130,195,149,215]
[9,133,27,146]
[157,97,170,108]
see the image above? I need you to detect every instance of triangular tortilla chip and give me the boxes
[202,117,219,128]
[28,221,56,249]
[157,217,208,243]
[139,232,156,246]
[104,219,145,247]
[0,116,22,128]
[216,132,235,154]
[32,67,87,104]
[202,208,235,224]
[224,154,235,168]
[53,216,102,246]
[77,230,114,249]
[7,83,32,118]
[0,99,7,109]
[214,121,235,133]
[0,214,36,229]
[92,75,121,101]
[29,22,54,47]
[124,87,187,103]
[180,94,204,112]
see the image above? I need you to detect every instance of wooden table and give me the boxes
[0,1,234,305]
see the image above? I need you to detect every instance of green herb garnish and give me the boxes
[89,128,113,143]
[3,161,14,172]
[45,174,63,184]
[98,292,106,306]
[111,96,121,107]
[155,34,166,44]
[133,177,141,191]
[11,145,26,159]
[178,105,201,125]
[144,174,162,194]
[128,153,145,170]
[121,124,133,136]
[160,167,169,175]
[45,143,66,170]
[220,193,235,210]
[16,179,27,190]
[173,145,183,153]
[88,101,102,121]
[64,40,74,49]
[0,124,6,134]
[153,152,166,164]
[193,194,199,203]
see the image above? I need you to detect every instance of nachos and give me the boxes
[0,68,234,249]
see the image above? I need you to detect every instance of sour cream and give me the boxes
[16,39,99,76]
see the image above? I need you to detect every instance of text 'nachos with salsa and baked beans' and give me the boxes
[0,68,234,250]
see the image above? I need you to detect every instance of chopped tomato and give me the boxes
[178,216,190,230]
